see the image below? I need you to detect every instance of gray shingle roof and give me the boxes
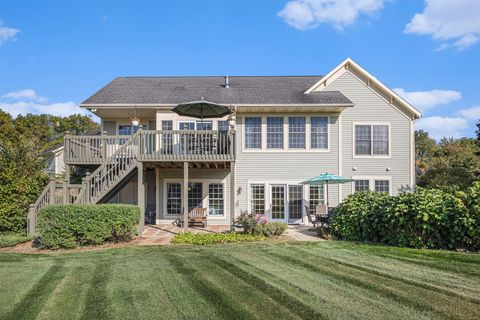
[81,76,352,106]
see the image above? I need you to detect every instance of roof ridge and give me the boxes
[116,75,323,79]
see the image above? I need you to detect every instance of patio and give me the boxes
[137,224,323,246]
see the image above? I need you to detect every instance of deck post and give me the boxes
[183,161,188,232]
[63,165,71,204]
[138,162,145,236]
[155,167,160,223]
[49,177,56,205]
[230,162,236,230]
[27,204,36,236]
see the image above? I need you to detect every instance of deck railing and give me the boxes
[64,130,235,164]
[27,179,82,235]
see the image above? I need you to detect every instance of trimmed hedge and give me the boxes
[171,232,266,245]
[330,182,480,250]
[37,204,140,249]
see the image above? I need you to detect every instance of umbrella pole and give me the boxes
[326,181,329,208]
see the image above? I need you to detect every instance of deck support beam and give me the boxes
[138,162,145,236]
[63,165,71,204]
[155,168,160,222]
[183,162,189,232]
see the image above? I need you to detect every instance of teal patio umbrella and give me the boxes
[301,173,353,207]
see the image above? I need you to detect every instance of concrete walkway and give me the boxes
[283,225,324,242]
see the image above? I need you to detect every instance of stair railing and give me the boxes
[75,130,141,204]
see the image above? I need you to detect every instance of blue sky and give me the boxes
[0,0,479,139]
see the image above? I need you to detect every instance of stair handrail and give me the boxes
[27,178,56,235]
[75,130,142,204]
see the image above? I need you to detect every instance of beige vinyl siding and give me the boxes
[319,71,413,197]
[235,114,340,215]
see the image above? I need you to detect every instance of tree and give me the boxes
[476,119,480,142]
[415,130,437,169]
[417,167,476,191]
[0,139,48,232]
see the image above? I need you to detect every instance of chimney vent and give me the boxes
[224,76,230,88]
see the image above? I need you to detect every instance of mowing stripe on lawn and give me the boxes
[285,245,480,319]
[319,255,480,305]
[80,258,113,320]
[266,249,447,317]
[206,254,326,320]
[2,261,66,320]
[192,254,304,320]
[165,253,257,320]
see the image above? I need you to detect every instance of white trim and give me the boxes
[241,114,332,153]
[338,113,343,203]
[352,122,391,159]
[304,58,422,119]
[351,176,393,195]
[162,178,227,219]
[410,119,415,190]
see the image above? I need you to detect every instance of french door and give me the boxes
[269,184,304,224]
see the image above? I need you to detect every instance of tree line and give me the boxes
[415,119,480,191]
[0,110,99,232]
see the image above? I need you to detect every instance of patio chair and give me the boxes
[305,205,320,228]
[316,204,329,225]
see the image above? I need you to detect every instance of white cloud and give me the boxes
[405,0,480,50]
[393,88,461,113]
[0,20,20,45]
[2,89,47,103]
[416,116,468,140]
[278,0,385,31]
[457,106,480,121]
[0,101,90,118]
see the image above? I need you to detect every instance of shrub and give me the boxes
[235,211,258,234]
[330,191,391,243]
[171,232,266,245]
[37,204,140,249]
[331,186,480,250]
[253,222,287,237]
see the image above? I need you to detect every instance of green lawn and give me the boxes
[0,242,479,320]
[0,232,31,248]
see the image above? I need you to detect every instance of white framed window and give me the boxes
[245,117,262,149]
[354,123,390,157]
[267,117,284,149]
[309,185,325,213]
[208,183,224,215]
[218,120,229,132]
[288,117,306,149]
[310,117,328,149]
[166,183,182,215]
[250,184,265,214]
[354,180,370,192]
[374,180,390,193]
[352,177,392,195]
[242,115,330,152]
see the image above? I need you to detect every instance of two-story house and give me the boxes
[27,58,421,235]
